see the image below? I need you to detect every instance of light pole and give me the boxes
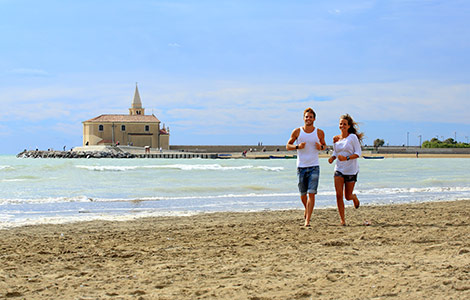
[407,132,409,147]
[418,135,422,148]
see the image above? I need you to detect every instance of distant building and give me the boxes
[82,85,169,149]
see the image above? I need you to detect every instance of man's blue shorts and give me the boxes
[297,166,320,195]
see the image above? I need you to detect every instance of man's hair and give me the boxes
[303,107,316,118]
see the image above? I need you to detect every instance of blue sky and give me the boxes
[1,0,469,154]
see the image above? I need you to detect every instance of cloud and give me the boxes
[0,79,468,149]
[168,43,181,48]
[328,9,341,15]
[0,83,133,122]
[2,79,468,127]
[148,80,470,138]
[9,68,50,77]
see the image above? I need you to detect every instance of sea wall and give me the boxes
[170,145,286,153]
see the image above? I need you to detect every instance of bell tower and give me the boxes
[129,83,145,115]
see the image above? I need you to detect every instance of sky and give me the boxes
[1,0,469,154]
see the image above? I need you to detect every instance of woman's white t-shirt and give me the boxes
[332,134,361,175]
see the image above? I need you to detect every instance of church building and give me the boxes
[82,85,169,149]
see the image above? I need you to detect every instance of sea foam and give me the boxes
[76,164,284,172]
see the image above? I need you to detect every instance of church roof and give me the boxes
[131,84,142,109]
[83,114,160,123]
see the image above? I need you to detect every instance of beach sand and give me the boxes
[1,200,469,299]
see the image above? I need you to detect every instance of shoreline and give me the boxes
[1,197,467,230]
[1,199,469,299]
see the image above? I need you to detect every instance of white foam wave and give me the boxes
[0,193,298,205]
[359,186,470,195]
[1,179,27,182]
[76,165,139,171]
[135,192,298,202]
[0,211,200,229]
[255,166,284,171]
[0,165,13,171]
[0,195,93,205]
[2,186,468,206]
[76,164,284,172]
[0,213,14,221]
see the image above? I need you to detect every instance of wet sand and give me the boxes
[1,200,469,299]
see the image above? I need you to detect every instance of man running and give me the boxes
[287,108,326,227]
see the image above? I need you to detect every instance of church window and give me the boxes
[121,125,126,131]
[145,125,150,132]
[99,124,104,131]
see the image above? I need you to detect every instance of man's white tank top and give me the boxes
[297,127,320,168]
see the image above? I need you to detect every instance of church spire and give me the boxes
[132,83,142,109]
[129,83,145,115]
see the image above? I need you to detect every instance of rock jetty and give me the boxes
[17,148,135,159]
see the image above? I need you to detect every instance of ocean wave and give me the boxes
[1,175,40,182]
[1,178,28,182]
[359,186,470,195]
[0,213,14,221]
[76,164,284,172]
[0,211,200,229]
[76,165,139,171]
[0,195,93,205]
[0,165,13,171]
[0,193,298,205]
[2,186,468,206]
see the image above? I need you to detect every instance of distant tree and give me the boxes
[444,138,456,144]
[373,139,385,148]
[422,137,470,148]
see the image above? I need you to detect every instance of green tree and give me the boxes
[373,139,385,148]
[422,137,470,148]
[444,138,456,144]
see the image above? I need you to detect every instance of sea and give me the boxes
[1,155,469,229]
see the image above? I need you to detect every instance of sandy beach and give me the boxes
[1,200,469,299]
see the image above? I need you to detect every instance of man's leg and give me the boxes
[305,193,315,226]
[300,194,307,219]
[304,166,319,226]
[298,168,308,220]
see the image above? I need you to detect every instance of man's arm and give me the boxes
[315,129,327,151]
[286,128,301,151]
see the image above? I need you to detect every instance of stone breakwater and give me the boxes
[15,148,290,159]
[17,149,135,159]
[15,148,220,159]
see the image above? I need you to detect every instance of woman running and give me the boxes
[328,114,364,226]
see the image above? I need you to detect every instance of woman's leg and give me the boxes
[334,176,346,225]
[345,181,360,208]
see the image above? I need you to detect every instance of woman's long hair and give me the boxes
[341,114,364,143]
